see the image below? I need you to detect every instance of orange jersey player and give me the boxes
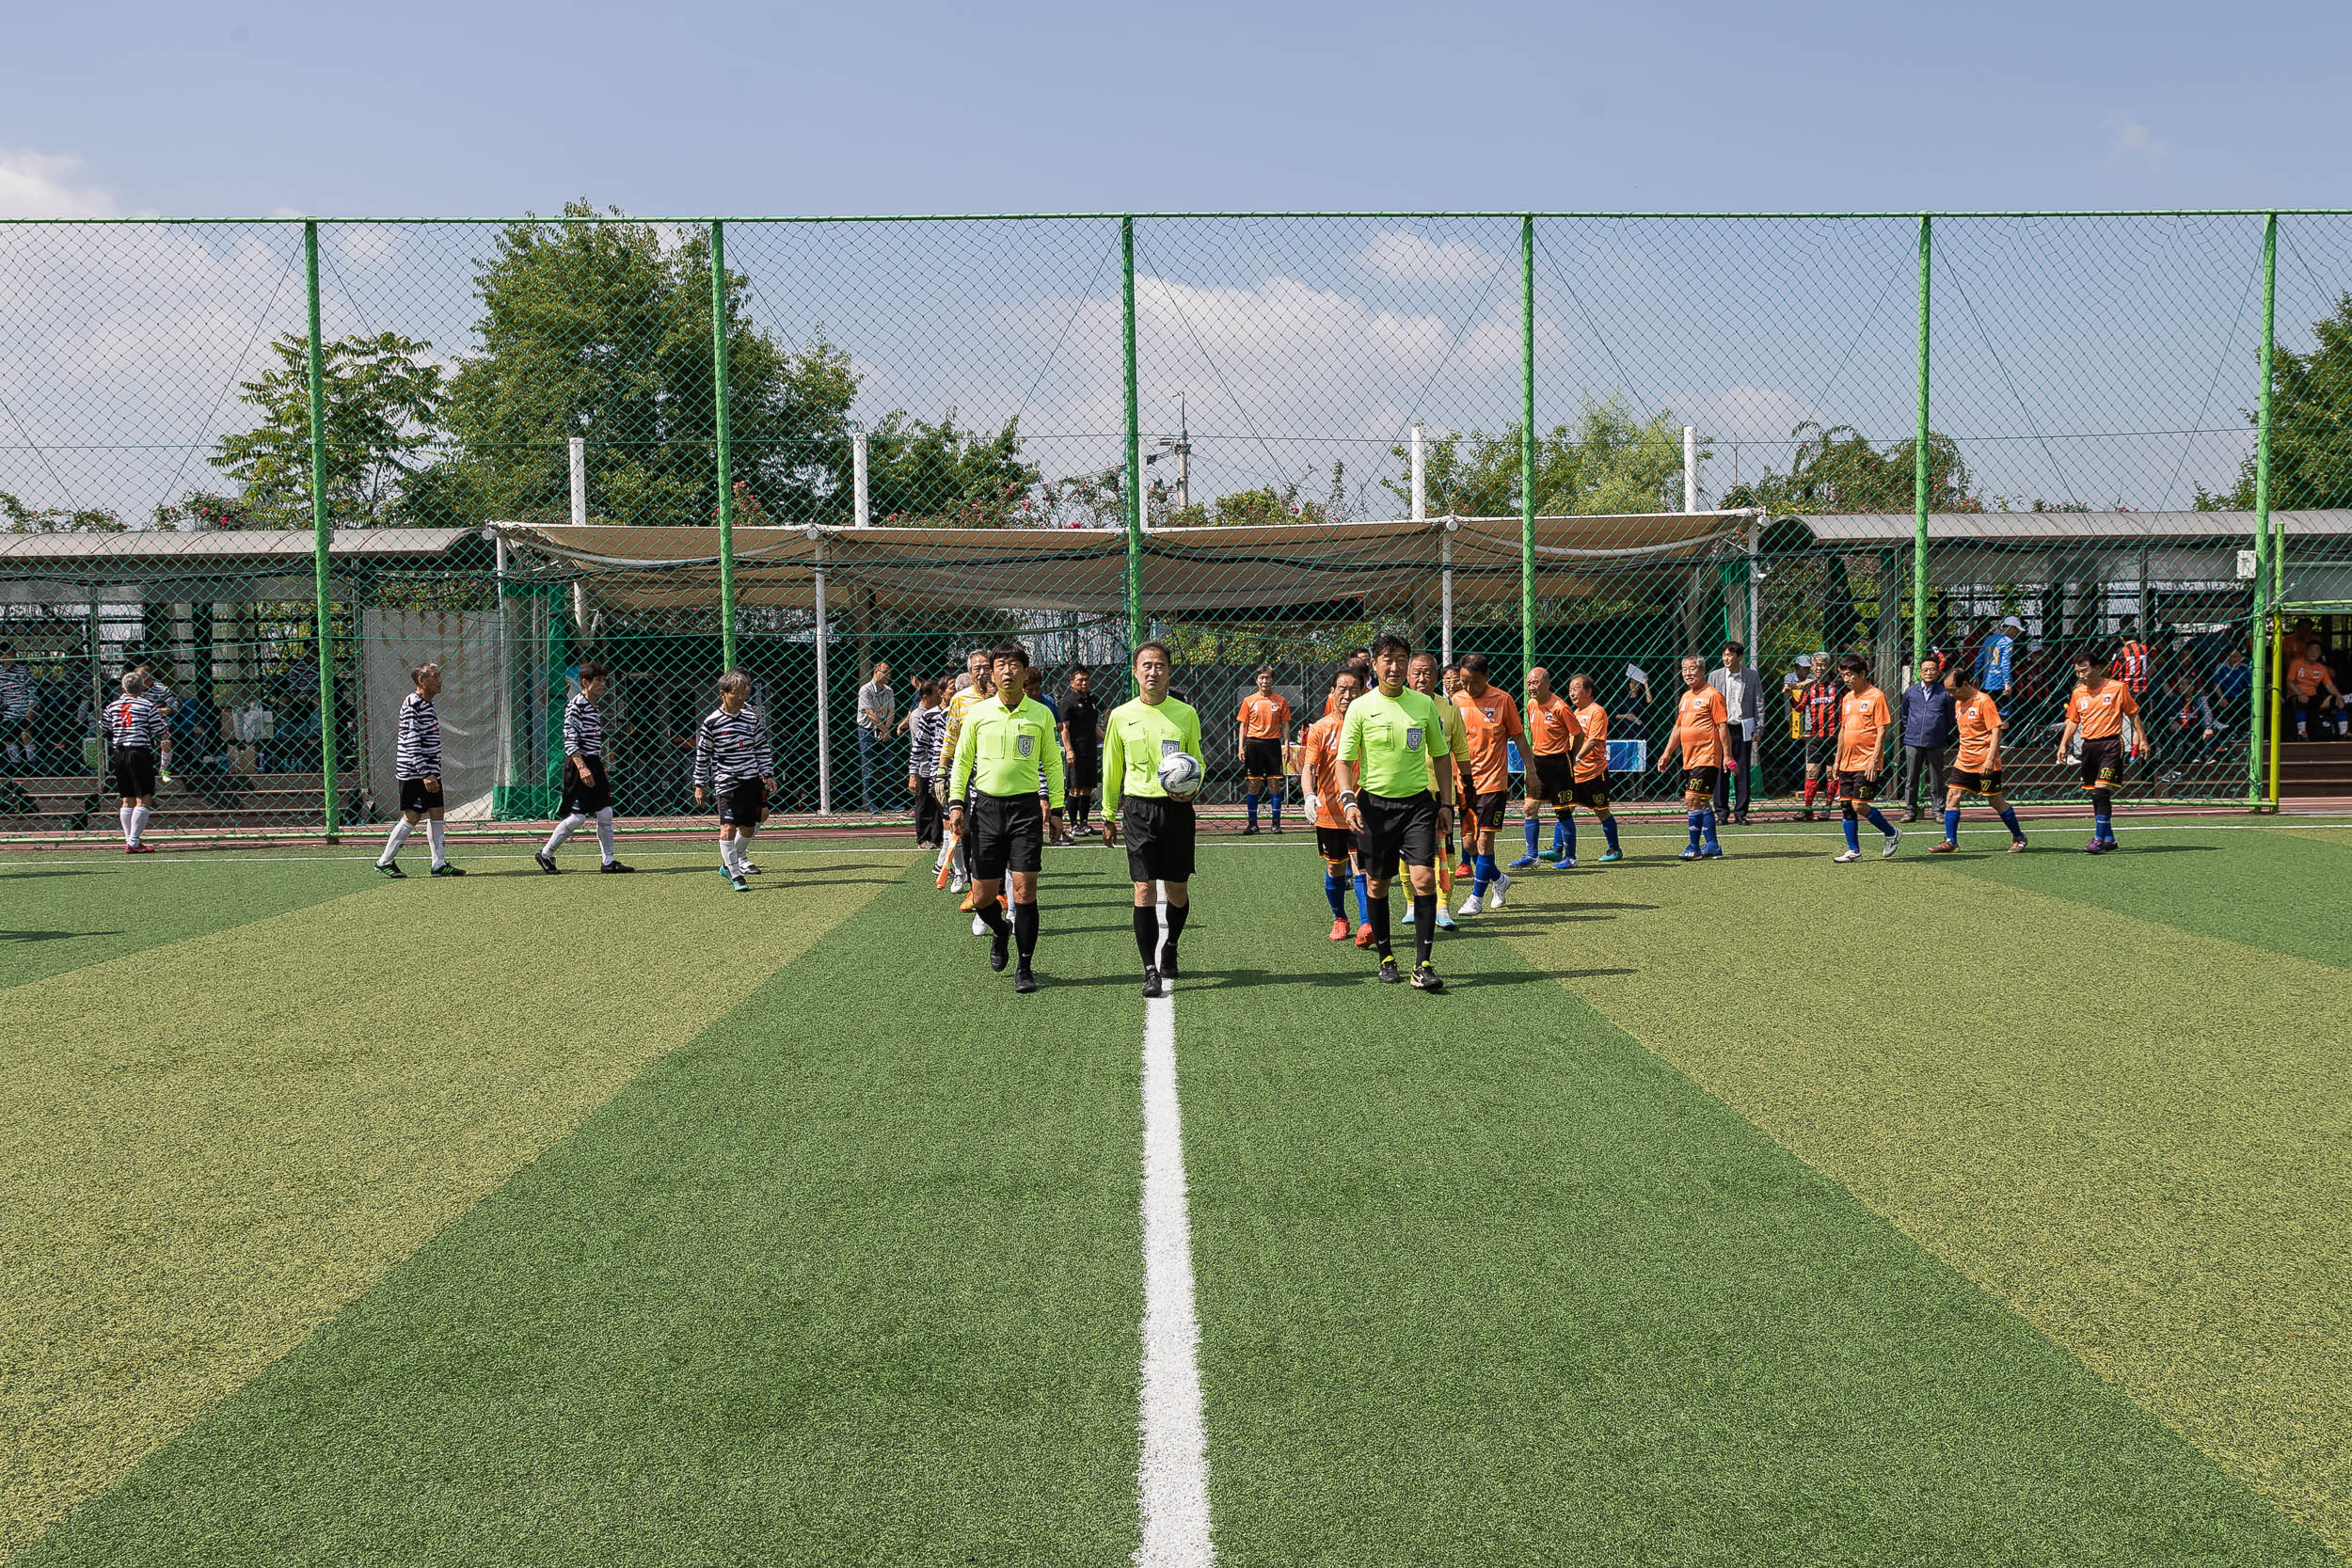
[1450,651,1525,913]
[2058,648,2143,853]
[1236,666,1293,834]
[1562,672,1622,863]
[1301,667,1373,945]
[1830,654,1900,862]
[1932,663,2027,854]
[1510,665,1581,869]
[1655,655,1728,860]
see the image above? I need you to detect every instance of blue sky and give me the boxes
[4,0,2346,217]
[3,2,2348,520]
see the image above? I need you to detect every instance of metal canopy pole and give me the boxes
[710,220,738,671]
[303,220,340,841]
[1518,216,1536,673]
[1912,213,1932,674]
[811,526,831,815]
[1122,215,1144,657]
[2250,214,2277,808]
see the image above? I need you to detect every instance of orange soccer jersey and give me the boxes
[1304,713,1348,830]
[1238,692,1292,741]
[1953,691,2004,773]
[2065,680,2137,740]
[1451,687,1524,794]
[1572,703,1610,780]
[1675,686,1728,768]
[2289,657,2333,699]
[1525,692,1580,757]
[1836,687,1891,773]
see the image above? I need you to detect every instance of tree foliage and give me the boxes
[2201,292,2352,510]
[205,331,445,528]
[1,492,124,533]
[864,411,1038,527]
[1721,421,1980,515]
[1383,396,1693,517]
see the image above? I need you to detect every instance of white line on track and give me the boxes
[1136,894,1214,1568]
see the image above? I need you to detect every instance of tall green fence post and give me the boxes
[304,221,340,841]
[2249,212,2277,808]
[710,219,737,671]
[1122,215,1143,658]
[1912,213,1932,674]
[1519,215,1536,668]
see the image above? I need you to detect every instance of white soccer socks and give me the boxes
[379,819,412,865]
[425,819,448,870]
[544,812,586,855]
[130,805,150,846]
[595,808,616,863]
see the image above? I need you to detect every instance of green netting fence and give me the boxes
[5,211,2352,837]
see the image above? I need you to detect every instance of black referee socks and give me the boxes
[1133,905,1160,967]
[1412,893,1437,965]
[1013,900,1040,962]
[1369,895,1392,958]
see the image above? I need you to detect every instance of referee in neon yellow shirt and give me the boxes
[948,643,1064,993]
[1338,631,1454,990]
[1101,640,1204,998]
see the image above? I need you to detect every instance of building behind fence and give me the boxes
[6,211,2352,834]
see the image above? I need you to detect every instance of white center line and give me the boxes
[1136,895,1213,1568]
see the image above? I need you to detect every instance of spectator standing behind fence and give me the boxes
[905,680,948,848]
[0,643,33,768]
[2161,673,2219,777]
[1707,641,1762,825]
[1978,615,2021,702]
[856,661,896,815]
[2211,647,2252,746]
[1899,652,1956,823]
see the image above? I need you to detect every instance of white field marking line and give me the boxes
[9,819,2352,872]
[1136,890,1213,1568]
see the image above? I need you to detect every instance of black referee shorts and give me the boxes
[970,789,1044,879]
[1121,795,1196,883]
[111,747,156,799]
[1359,789,1438,872]
[560,756,611,816]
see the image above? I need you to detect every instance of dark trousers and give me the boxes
[912,778,942,846]
[1710,729,1754,817]
[858,728,884,811]
[1903,744,1948,813]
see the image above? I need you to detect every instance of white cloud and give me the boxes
[0,149,120,219]
[1356,231,1501,285]
[2105,111,2170,171]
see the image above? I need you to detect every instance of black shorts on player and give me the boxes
[1242,736,1284,778]
[717,779,765,826]
[969,790,1044,880]
[1681,766,1721,797]
[1949,768,2005,796]
[1530,753,1572,805]
[1066,744,1099,792]
[1804,736,1835,773]
[560,756,612,817]
[1835,769,1879,802]
[1568,777,1611,812]
[1121,795,1197,883]
[399,777,446,814]
[1465,788,1509,831]
[2077,736,2124,788]
[1359,789,1438,872]
[112,747,156,800]
[1315,824,1358,860]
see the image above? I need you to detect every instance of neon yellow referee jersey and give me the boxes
[950,694,1066,808]
[1100,695,1204,815]
[1338,685,1446,799]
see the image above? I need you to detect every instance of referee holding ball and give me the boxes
[1101,641,1203,998]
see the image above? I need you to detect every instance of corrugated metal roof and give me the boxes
[0,527,480,562]
[1793,509,2352,543]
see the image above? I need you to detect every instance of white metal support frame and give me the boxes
[810,525,832,814]
[852,428,871,528]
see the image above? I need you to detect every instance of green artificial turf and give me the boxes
[0,854,366,990]
[3,853,897,1560]
[1172,843,2328,1565]
[1490,830,2352,1554]
[20,856,1149,1568]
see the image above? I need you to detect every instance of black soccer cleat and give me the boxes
[534,850,560,874]
[1157,943,1179,979]
[1013,965,1039,994]
[1411,961,1445,992]
[1377,957,1403,985]
[1142,967,1164,998]
[429,863,468,878]
[990,930,1010,973]
[600,860,636,873]
[374,859,405,879]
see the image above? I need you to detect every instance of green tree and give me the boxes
[2201,292,2352,510]
[1,492,123,533]
[205,331,445,528]
[1384,395,1694,517]
[1721,421,1979,515]
[419,203,855,528]
[864,411,1039,527]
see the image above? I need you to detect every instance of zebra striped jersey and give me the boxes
[0,663,31,718]
[103,694,165,751]
[692,705,772,789]
[563,692,605,758]
[907,704,949,780]
[394,692,443,781]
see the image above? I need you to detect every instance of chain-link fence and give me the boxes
[4,211,2349,839]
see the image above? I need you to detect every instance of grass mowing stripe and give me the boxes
[2,857,893,1562]
[21,857,1150,1567]
[1494,842,2352,1554]
[1932,825,2352,971]
[1174,844,2328,1566]
[0,860,365,990]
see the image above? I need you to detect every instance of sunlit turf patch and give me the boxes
[1,857,896,1561]
[0,859,365,990]
[1495,848,2352,1553]
[18,856,1149,1568]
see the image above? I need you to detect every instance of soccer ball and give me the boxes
[1157,751,1204,801]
